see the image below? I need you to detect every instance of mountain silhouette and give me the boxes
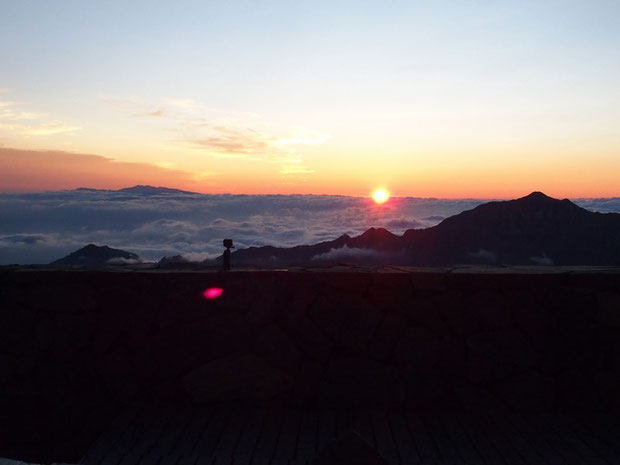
[51,244,141,267]
[231,192,620,266]
[73,185,197,195]
[117,185,197,195]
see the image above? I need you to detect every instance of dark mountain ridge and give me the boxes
[117,185,197,195]
[51,244,141,268]
[231,192,620,266]
[73,185,198,195]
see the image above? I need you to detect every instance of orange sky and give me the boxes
[1,146,618,198]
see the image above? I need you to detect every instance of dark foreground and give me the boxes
[1,267,620,464]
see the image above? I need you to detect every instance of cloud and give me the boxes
[311,245,383,262]
[280,165,316,175]
[0,91,79,136]
[105,96,320,175]
[530,254,553,265]
[0,188,618,265]
[191,130,272,155]
[468,249,497,264]
[103,97,169,118]
[21,122,80,136]
[0,233,55,245]
[106,257,143,265]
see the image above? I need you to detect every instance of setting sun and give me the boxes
[372,188,390,204]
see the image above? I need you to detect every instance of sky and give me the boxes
[1,1,619,197]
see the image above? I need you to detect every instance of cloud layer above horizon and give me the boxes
[1,189,619,265]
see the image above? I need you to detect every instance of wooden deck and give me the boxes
[79,405,620,465]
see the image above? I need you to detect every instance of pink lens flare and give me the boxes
[203,287,223,300]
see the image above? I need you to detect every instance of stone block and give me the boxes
[254,323,302,373]
[291,361,324,406]
[597,291,620,327]
[464,289,512,331]
[283,309,333,361]
[319,357,403,408]
[367,310,407,361]
[393,327,442,372]
[467,330,536,385]
[495,371,555,412]
[182,355,292,402]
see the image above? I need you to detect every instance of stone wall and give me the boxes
[1,270,620,462]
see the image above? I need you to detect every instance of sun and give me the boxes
[372,188,390,204]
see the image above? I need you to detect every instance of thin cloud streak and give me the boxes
[0,90,80,136]
[105,96,321,175]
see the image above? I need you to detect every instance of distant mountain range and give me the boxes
[51,244,141,267]
[231,192,620,266]
[51,192,620,268]
[75,185,197,195]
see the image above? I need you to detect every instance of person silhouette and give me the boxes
[223,238,233,271]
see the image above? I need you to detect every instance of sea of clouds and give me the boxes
[1,189,619,265]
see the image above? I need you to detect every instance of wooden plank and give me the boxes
[152,408,194,457]
[370,411,398,464]
[137,455,161,465]
[98,450,124,465]
[578,412,620,457]
[252,409,283,462]
[336,410,356,437]
[133,416,168,455]
[81,428,126,465]
[539,414,607,465]
[454,411,506,465]
[211,410,246,464]
[489,412,546,465]
[232,409,264,465]
[561,414,620,464]
[422,411,463,465]
[194,406,230,459]
[172,408,213,457]
[477,408,528,465]
[272,410,302,463]
[317,410,338,453]
[513,413,570,465]
[158,456,180,465]
[388,412,420,464]
[438,411,485,465]
[211,457,231,465]
[516,414,571,465]
[193,456,214,465]
[95,417,142,465]
[248,459,269,465]
[406,413,441,465]
[175,455,198,465]
[118,455,142,465]
[296,410,318,462]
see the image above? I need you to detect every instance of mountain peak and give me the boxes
[523,191,550,200]
[513,191,579,210]
[117,185,196,195]
[359,227,396,239]
[51,244,140,267]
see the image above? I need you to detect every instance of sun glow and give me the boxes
[372,188,390,204]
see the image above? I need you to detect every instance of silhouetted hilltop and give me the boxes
[117,185,197,195]
[72,185,197,195]
[232,192,620,266]
[51,244,140,267]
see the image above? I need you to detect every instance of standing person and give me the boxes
[223,239,233,271]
